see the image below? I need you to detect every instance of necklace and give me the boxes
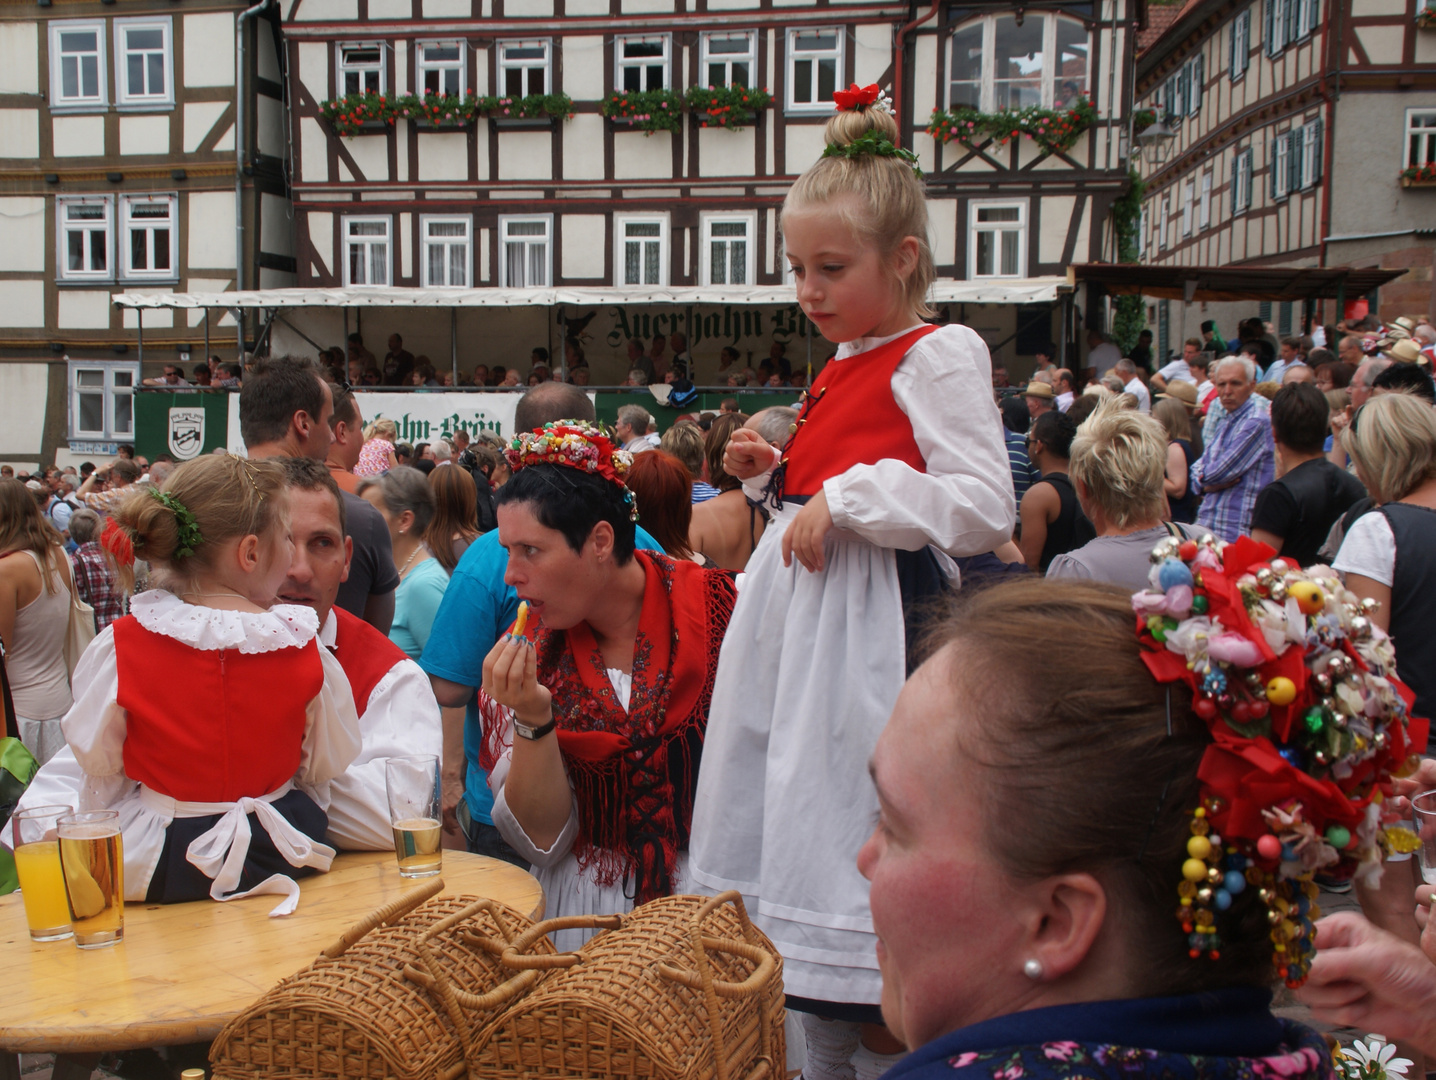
[397,545,425,578]
[182,589,250,601]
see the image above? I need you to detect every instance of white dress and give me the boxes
[688,324,1015,1005]
[36,591,363,915]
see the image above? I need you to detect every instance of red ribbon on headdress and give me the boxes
[100,517,135,567]
[833,83,881,111]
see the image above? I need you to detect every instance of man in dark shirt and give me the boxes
[1249,382,1366,567]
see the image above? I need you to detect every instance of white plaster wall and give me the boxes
[418,132,469,181]
[298,42,329,102]
[621,0,673,11]
[0,111,39,160]
[346,135,391,182]
[564,37,606,101]
[0,281,46,327]
[707,0,762,9]
[399,212,412,279]
[369,0,414,17]
[613,130,671,180]
[563,114,606,180]
[394,41,408,95]
[262,192,293,256]
[184,101,229,153]
[184,277,232,325]
[309,212,335,277]
[504,0,553,14]
[0,365,50,453]
[1354,25,1404,63]
[1352,0,1405,13]
[0,22,39,94]
[928,198,957,266]
[0,197,45,273]
[853,24,890,85]
[120,115,170,156]
[53,115,105,158]
[498,130,553,181]
[188,191,237,271]
[65,283,110,346]
[293,0,358,20]
[1039,196,1077,264]
[183,13,235,87]
[562,215,607,278]
[698,126,755,177]
[1420,28,1436,63]
[122,292,171,329]
[300,116,330,182]
[1073,199,1093,263]
[784,125,826,174]
[422,0,472,16]
[566,0,609,12]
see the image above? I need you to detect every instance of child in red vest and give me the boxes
[688,86,1017,1077]
[62,453,361,915]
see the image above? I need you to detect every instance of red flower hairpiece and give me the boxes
[100,517,136,568]
[833,83,882,111]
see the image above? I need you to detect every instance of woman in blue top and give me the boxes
[358,467,449,661]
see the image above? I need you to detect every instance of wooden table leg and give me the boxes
[0,1052,20,1080]
[51,1052,101,1080]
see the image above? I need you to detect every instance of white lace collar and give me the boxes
[130,590,319,654]
[835,324,929,361]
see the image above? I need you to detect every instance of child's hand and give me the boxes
[724,428,778,481]
[782,493,834,573]
[482,635,552,727]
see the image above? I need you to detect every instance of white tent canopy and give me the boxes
[112,279,1070,310]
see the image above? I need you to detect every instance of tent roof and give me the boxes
[1069,263,1407,303]
[111,279,1071,310]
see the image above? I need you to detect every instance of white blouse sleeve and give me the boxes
[823,325,1017,556]
[482,699,581,869]
[298,645,365,789]
[58,625,128,779]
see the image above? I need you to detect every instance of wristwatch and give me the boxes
[513,715,557,741]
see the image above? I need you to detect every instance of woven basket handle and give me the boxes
[657,935,775,997]
[321,876,446,958]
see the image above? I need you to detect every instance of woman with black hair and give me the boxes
[1017,411,1094,572]
[477,423,736,948]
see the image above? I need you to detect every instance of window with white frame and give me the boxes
[339,43,384,95]
[1159,196,1170,250]
[968,201,1025,279]
[1181,179,1195,237]
[1233,148,1254,213]
[616,35,670,92]
[1164,53,1203,122]
[1199,171,1213,229]
[701,31,756,89]
[616,215,668,287]
[1265,0,1318,56]
[422,216,471,288]
[120,193,177,280]
[1298,118,1322,189]
[948,15,1089,113]
[417,41,464,98]
[1271,132,1292,199]
[702,214,755,286]
[1408,110,1436,169]
[57,195,113,282]
[1229,8,1251,79]
[498,40,550,98]
[68,360,139,442]
[500,216,551,288]
[344,216,391,286]
[49,21,106,109]
[788,28,843,112]
[1139,205,1149,259]
[115,18,172,108]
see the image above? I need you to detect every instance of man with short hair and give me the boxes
[1191,357,1276,541]
[1086,329,1122,378]
[625,339,655,384]
[1114,358,1151,413]
[1249,383,1366,567]
[992,366,1010,390]
[142,364,190,387]
[347,332,375,367]
[1263,336,1305,384]
[1052,369,1076,412]
[1152,339,1202,393]
[76,458,141,516]
[1129,329,1155,373]
[615,404,654,453]
[1338,334,1366,367]
[384,334,415,384]
[1281,364,1314,385]
[325,384,365,493]
[240,355,398,634]
[670,332,694,380]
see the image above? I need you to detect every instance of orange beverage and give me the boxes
[14,841,73,942]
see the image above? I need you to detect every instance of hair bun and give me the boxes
[825,100,900,149]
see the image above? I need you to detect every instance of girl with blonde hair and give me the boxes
[689,84,1014,1078]
[29,453,361,912]
[355,417,399,477]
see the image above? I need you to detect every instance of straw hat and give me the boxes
[1023,380,1055,400]
[1387,338,1426,366]
[1154,380,1200,410]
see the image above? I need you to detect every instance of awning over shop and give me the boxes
[1069,263,1407,303]
[112,278,1072,311]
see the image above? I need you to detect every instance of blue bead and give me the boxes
[1214,889,1233,911]
[1281,843,1297,860]
[1158,559,1195,591]
[1279,748,1305,769]
[1226,853,1248,871]
[1224,870,1247,894]
[1295,896,1309,915]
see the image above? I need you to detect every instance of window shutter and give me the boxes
[1285,0,1300,46]
[1265,0,1277,56]
[1176,67,1188,117]
[1242,12,1252,71]
[1308,0,1321,33]
[1192,54,1204,113]
[1269,142,1278,201]
[1289,129,1302,192]
[1230,20,1237,76]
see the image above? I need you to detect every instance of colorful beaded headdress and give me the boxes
[505,421,638,520]
[822,83,921,176]
[1133,535,1428,988]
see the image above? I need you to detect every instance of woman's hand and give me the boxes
[782,492,834,573]
[482,635,551,726]
[723,428,778,481]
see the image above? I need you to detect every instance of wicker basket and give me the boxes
[209,878,556,1080]
[471,891,786,1080]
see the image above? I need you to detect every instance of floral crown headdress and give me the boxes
[1133,534,1427,989]
[822,83,922,177]
[505,421,638,521]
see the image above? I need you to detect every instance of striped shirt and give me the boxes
[1191,396,1275,542]
[1006,430,1040,511]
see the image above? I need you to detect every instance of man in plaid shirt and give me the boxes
[67,509,126,630]
[1190,356,1275,542]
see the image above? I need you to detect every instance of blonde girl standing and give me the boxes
[47,454,361,914]
[688,86,1015,1078]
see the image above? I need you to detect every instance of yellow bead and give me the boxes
[1183,858,1209,882]
[1187,835,1213,860]
[1267,677,1298,706]
[1288,581,1325,615]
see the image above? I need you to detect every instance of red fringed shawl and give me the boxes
[480,551,736,903]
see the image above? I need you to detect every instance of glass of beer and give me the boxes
[57,809,124,949]
[386,755,442,878]
[11,804,75,941]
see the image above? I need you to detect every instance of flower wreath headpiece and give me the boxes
[505,420,639,521]
[98,488,203,566]
[823,83,922,177]
[1133,534,1428,988]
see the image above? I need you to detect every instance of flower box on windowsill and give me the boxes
[1400,175,1436,188]
[414,116,477,132]
[490,115,557,131]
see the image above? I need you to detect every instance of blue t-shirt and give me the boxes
[418,524,661,825]
[390,557,449,661]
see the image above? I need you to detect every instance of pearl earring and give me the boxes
[1022,959,1043,980]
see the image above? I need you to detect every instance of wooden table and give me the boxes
[0,850,542,1063]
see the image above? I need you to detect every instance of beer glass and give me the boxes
[385,756,442,878]
[57,809,124,949]
[11,804,74,941]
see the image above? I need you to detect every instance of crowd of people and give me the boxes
[4,82,1436,1080]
